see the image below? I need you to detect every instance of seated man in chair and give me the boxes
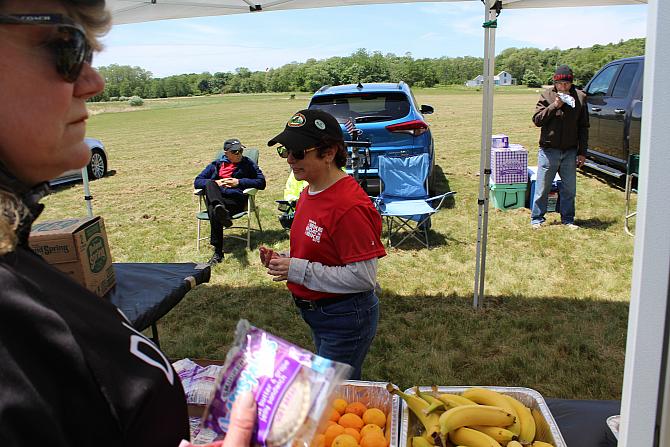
[194,138,266,264]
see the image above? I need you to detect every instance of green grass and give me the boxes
[39,88,633,400]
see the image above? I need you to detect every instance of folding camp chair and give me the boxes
[195,148,263,251]
[374,153,455,248]
[276,170,307,230]
[624,153,639,236]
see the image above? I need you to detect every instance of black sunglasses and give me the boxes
[227,148,243,155]
[0,14,92,83]
[276,146,317,160]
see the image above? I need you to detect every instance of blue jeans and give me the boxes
[299,291,379,380]
[531,147,578,225]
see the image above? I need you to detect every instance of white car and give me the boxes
[50,137,109,186]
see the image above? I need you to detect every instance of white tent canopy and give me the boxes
[106,1,667,446]
[109,0,646,24]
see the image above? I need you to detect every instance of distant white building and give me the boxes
[465,71,516,87]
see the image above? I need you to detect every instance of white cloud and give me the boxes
[497,7,647,49]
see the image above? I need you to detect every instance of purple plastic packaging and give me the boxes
[202,320,352,447]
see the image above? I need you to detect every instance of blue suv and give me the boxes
[308,82,435,193]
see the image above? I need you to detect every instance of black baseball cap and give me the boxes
[223,138,245,151]
[267,109,343,151]
[553,65,574,83]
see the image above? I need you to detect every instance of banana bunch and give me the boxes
[389,385,556,447]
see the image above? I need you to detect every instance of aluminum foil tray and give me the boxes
[399,386,566,447]
[338,380,401,447]
[607,414,620,440]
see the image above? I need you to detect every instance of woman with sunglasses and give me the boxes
[263,109,386,380]
[0,1,257,445]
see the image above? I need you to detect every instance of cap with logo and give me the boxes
[267,109,343,151]
[553,65,574,83]
[223,138,245,152]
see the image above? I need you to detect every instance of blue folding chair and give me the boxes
[375,153,455,248]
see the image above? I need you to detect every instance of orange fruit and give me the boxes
[362,408,386,428]
[324,424,346,447]
[311,434,326,447]
[329,408,341,422]
[360,424,384,439]
[345,401,368,418]
[360,434,387,447]
[333,398,348,414]
[332,434,359,447]
[318,420,336,434]
[344,428,361,443]
[339,413,365,430]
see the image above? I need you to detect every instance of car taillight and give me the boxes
[385,120,429,136]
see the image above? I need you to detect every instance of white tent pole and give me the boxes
[473,0,497,308]
[619,0,670,445]
[81,167,94,217]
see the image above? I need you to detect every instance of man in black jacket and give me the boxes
[531,65,589,229]
[194,139,266,264]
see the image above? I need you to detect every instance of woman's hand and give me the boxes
[267,257,291,282]
[179,392,257,447]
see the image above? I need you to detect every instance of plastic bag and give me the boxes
[202,320,352,447]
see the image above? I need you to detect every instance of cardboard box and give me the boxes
[491,144,528,183]
[29,216,116,296]
[491,133,509,148]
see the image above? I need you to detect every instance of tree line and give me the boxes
[91,38,645,102]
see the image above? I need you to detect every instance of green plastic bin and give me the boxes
[490,182,527,210]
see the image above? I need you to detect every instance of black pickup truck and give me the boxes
[583,56,643,178]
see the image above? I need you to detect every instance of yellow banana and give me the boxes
[461,388,520,435]
[412,436,433,447]
[503,395,536,444]
[430,386,478,407]
[386,384,440,441]
[438,404,515,434]
[449,427,502,447]
[507,441,523,447]
[469,425,518,443]
[531,442,554,447]
[414,386,446,414]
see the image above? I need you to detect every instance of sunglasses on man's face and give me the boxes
[0,14,92,83]
[227,149,243,155]
[276,146,317,160]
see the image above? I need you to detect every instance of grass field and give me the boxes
[40,86,634,399]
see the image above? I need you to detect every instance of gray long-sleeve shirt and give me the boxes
[288,257,378,294]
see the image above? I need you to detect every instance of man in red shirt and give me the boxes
[194,139,265,264]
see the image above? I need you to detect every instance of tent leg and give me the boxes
[473,1,498,308]
[81,167,94,218]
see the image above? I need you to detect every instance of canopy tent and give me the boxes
[104,1,667,445]
[108,0,646,24]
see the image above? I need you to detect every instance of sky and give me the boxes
[96,3,648,78]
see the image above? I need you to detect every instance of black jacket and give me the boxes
[533,86,590,156]
[0,166,189,446]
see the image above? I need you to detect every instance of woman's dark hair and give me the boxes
[316,136,347,169]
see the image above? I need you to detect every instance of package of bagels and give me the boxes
[202,319,352,447]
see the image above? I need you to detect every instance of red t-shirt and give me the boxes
[288,175,386,300]
[218,162,236,178]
